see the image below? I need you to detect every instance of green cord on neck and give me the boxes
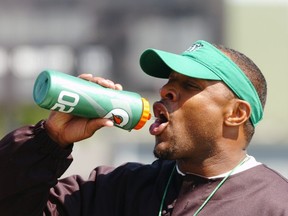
[193,156,249,216]
[158,165,176,216]
[158,156,249,216]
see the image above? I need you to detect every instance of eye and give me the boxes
[184,81,201,90]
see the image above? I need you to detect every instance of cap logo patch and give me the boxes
[186,43,203,52]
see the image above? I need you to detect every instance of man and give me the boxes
[0,40,287,216]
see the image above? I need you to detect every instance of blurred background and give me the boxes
[0,0,287,178]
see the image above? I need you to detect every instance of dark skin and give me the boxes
[45,72,251,177]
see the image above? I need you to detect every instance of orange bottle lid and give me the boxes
[133,97,151,130]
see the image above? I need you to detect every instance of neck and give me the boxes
[176,151,247,177]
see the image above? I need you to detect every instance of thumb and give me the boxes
[99,118,114,127]
[86,118,114,133]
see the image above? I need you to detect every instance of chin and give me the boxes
[153,146,173,160]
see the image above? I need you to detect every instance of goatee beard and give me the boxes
[153,148,172,160]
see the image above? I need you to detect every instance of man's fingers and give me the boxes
[78,74,123,90]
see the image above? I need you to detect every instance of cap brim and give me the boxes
[139,48,221,80]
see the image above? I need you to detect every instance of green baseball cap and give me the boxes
[139,40,263,126]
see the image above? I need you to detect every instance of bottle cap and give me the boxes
[133,97,151,130]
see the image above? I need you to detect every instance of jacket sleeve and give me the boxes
[0,120,73,216]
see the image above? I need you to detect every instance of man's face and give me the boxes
[150,71,235,161]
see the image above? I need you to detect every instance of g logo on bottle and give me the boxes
[104,109,130,128]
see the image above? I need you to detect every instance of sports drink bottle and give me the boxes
[33,70,151,131]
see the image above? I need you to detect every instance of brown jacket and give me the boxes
[1,120,288,216]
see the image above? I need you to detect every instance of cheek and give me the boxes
[179,103,223,139]
[169,110,197,147]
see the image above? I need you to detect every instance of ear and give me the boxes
[224,99,251,126]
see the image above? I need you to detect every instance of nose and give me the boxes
[160,84,177,101]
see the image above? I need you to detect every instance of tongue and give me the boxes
[149,119,168,135]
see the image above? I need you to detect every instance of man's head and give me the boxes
[140,40,267,152]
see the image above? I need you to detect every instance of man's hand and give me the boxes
[45,74,123,148]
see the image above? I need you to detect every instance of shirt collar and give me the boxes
[176,155,262,179]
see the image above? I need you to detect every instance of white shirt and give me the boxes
[176,155,262,179]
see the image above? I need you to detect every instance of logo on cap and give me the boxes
[186,43,203,52]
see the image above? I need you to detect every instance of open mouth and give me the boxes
[158,112,168,123]
[149,102,169,135]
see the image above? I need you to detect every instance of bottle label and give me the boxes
[49,89,131,128]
